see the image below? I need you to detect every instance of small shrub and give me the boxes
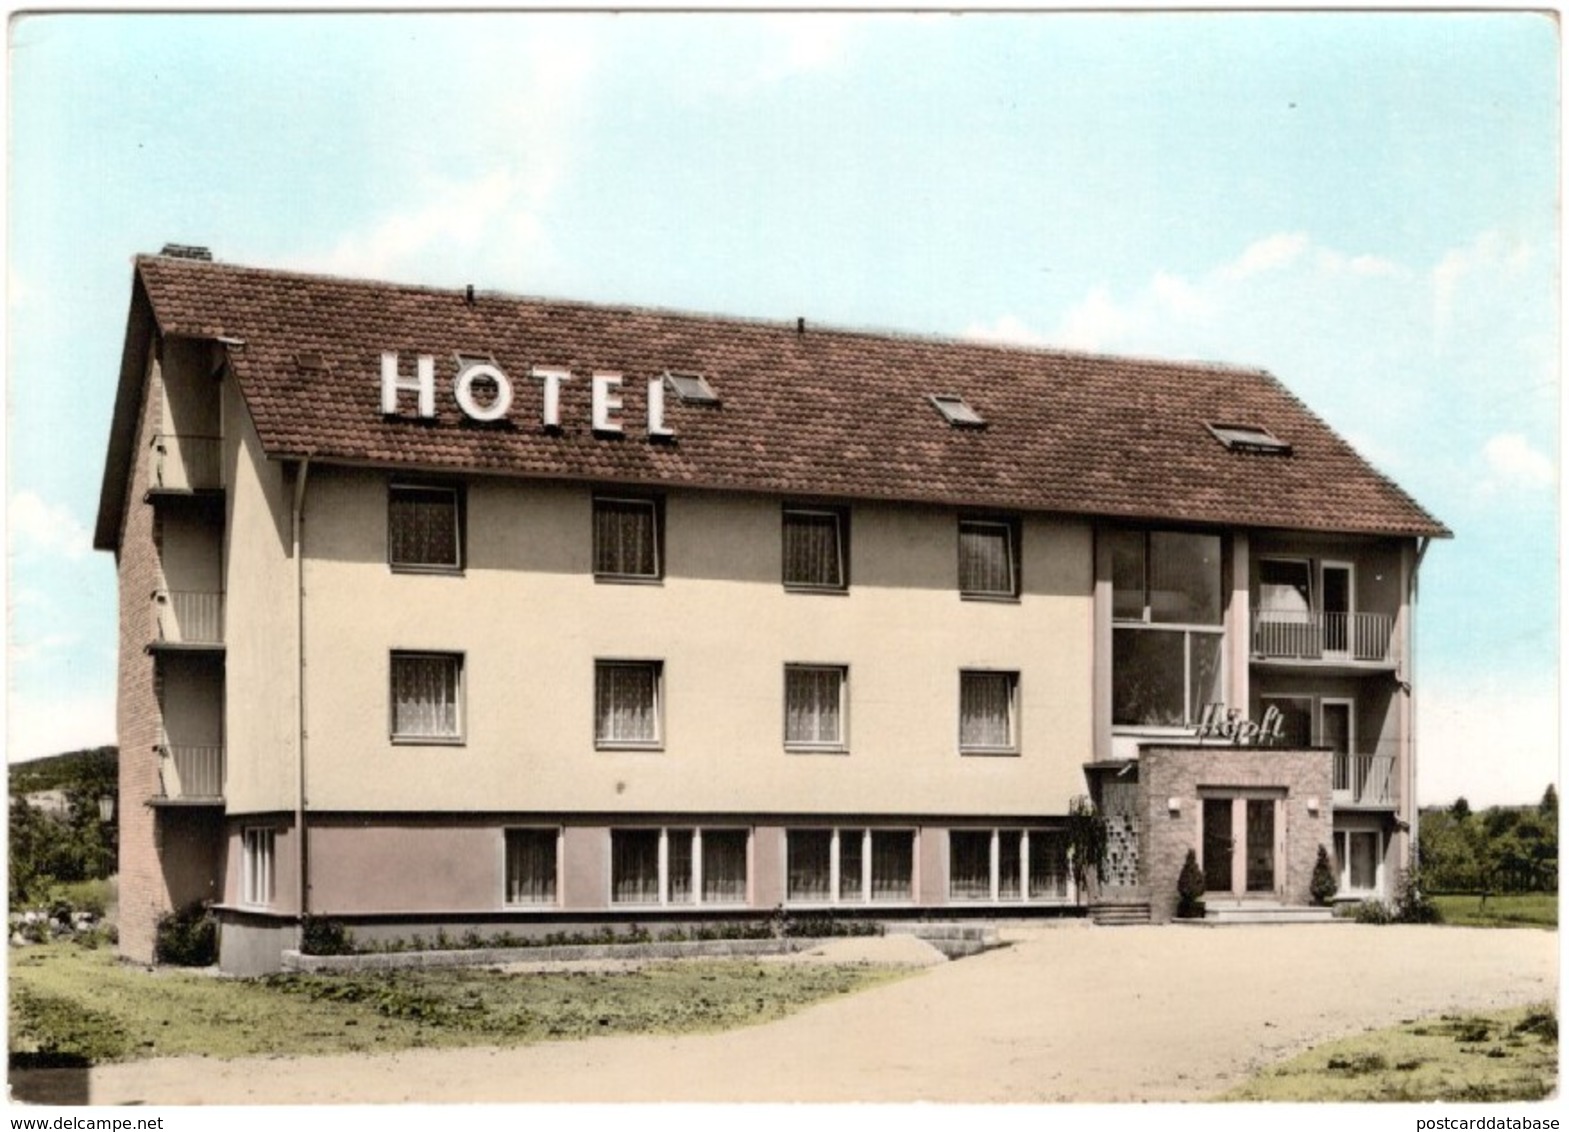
[1353,900,1392,925]
[1514,1005,1558,1044]
[299,915,354,956]
[1177,849,1206,918]
[154,903,217,966]
[1393,862,1442,924]
[1310,845,1338,906]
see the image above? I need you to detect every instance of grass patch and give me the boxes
[1431,893,1557,929]
[1221,1003,1558,1102]
[9,941,912,1067]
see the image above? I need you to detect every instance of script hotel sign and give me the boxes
[1192,703,1287,746]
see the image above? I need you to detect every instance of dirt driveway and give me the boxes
[24,922,1560,1104]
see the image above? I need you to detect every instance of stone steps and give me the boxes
[1188,901,1336,926]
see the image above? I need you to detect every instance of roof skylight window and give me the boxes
[1207,422,1292,455]
[930,394,986,428]
[665,372,720,405]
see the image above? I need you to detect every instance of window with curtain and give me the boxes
[390,652,463,741]
[1110,528,1225,727]
[593,496,660,580]
[782,507,847,590]
[960,670,1018,753]
[787,830,833,902]
[702,830,749,904]
[869,831,913,902]
[784,665,846,749]
[595,661,662,747]
[1028,830,1070,900]
[958,519,1018,597]
[611,829,662,904]
[667,829,695,905]
[388,484,461,570]
[997,830,1024,901]
[838,829,865,901]
[504,829,558,906]
[949,831,992,901]
[242,827,275,907]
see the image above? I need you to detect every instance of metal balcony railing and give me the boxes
[1251,610,1395,663]
[159,744,224,801]
[152,433,223,492]
[1334,753,1397,807]
[154,589,225,645]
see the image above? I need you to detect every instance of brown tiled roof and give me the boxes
[106,253,1449,543]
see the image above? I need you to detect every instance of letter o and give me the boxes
[455,363,513,421]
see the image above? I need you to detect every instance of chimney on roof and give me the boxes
[159,243,213,261]
[797,317,805,337]
[465,284,475,305]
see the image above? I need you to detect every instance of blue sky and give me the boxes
[7,11,1559,806]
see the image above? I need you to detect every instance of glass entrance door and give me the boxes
[1246,799,1275,892]
[1202,799,1234,892]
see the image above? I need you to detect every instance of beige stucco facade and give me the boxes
[288,469,1095,816]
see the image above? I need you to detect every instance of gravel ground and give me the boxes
[13,921,1557,1105]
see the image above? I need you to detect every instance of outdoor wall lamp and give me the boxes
[1307,797,1321,815]
[1167,796,1182,815]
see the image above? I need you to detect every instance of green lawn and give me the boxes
[1431,892,1557,929]
[9,942,913,1067]
[1221,1003,1558,1102]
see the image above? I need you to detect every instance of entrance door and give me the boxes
[1202,799,1234,892]
[1202,795,1282,897]
[1245,799,1275,892]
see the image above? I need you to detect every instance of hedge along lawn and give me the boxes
[10,942,915,1066]
[1219,1003,1558,1102]
[1430,892,1557,929]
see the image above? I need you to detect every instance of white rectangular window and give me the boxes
[787,828,914,905]
[950,829,1067,903]
[960,670,1018,753]
[612,828,749,905]
[782,507,847,590]
[390,652,463,742]
[388,483,461,570]
[504,829,559,906]
[242,827,275,907]
[594,496,661,580]
[595,660,662,748]
[784,665,847,750]
[959,519,1018,598]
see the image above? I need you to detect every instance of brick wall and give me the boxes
[115,346,166,963]
[1139,745,1334,923]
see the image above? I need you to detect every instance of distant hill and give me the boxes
[10,746,117,799]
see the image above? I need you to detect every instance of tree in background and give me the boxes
[1420,788,1558,895]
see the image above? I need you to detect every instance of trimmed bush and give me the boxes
[155,903,217,966]
[1311,844,1338,906]
[1177,849,1206,918]
[300,916,354,956]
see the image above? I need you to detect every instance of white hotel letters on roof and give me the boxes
[379,352,676,439]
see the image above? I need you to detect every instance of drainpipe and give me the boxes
[292,455,313,937]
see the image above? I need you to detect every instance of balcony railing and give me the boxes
[1334,753,1397,807]
[159,744,224,801]
[155,589,225,645]
[152,433,223,492]
[1251,610,1395,663]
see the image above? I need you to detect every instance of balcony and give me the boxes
[150,433,223,494]
[1251,611,1395,667]
[158,743,224,803]
[1334,753,1397,809]
[153,589,225,648]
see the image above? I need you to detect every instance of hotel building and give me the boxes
[94,248,1449,974]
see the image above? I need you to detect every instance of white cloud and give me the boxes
[9,490,91,560]
[284,30,595,289]
[9,632,80,666]
[7,688,116,764]
[1055,285,1134,352]
[1419,673,1558,808]
[1221,232,1310,280]
[749,14,862,86]
[962,314,1050,348]
[1432,230,1535,345]
[1478,432,1556,493]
